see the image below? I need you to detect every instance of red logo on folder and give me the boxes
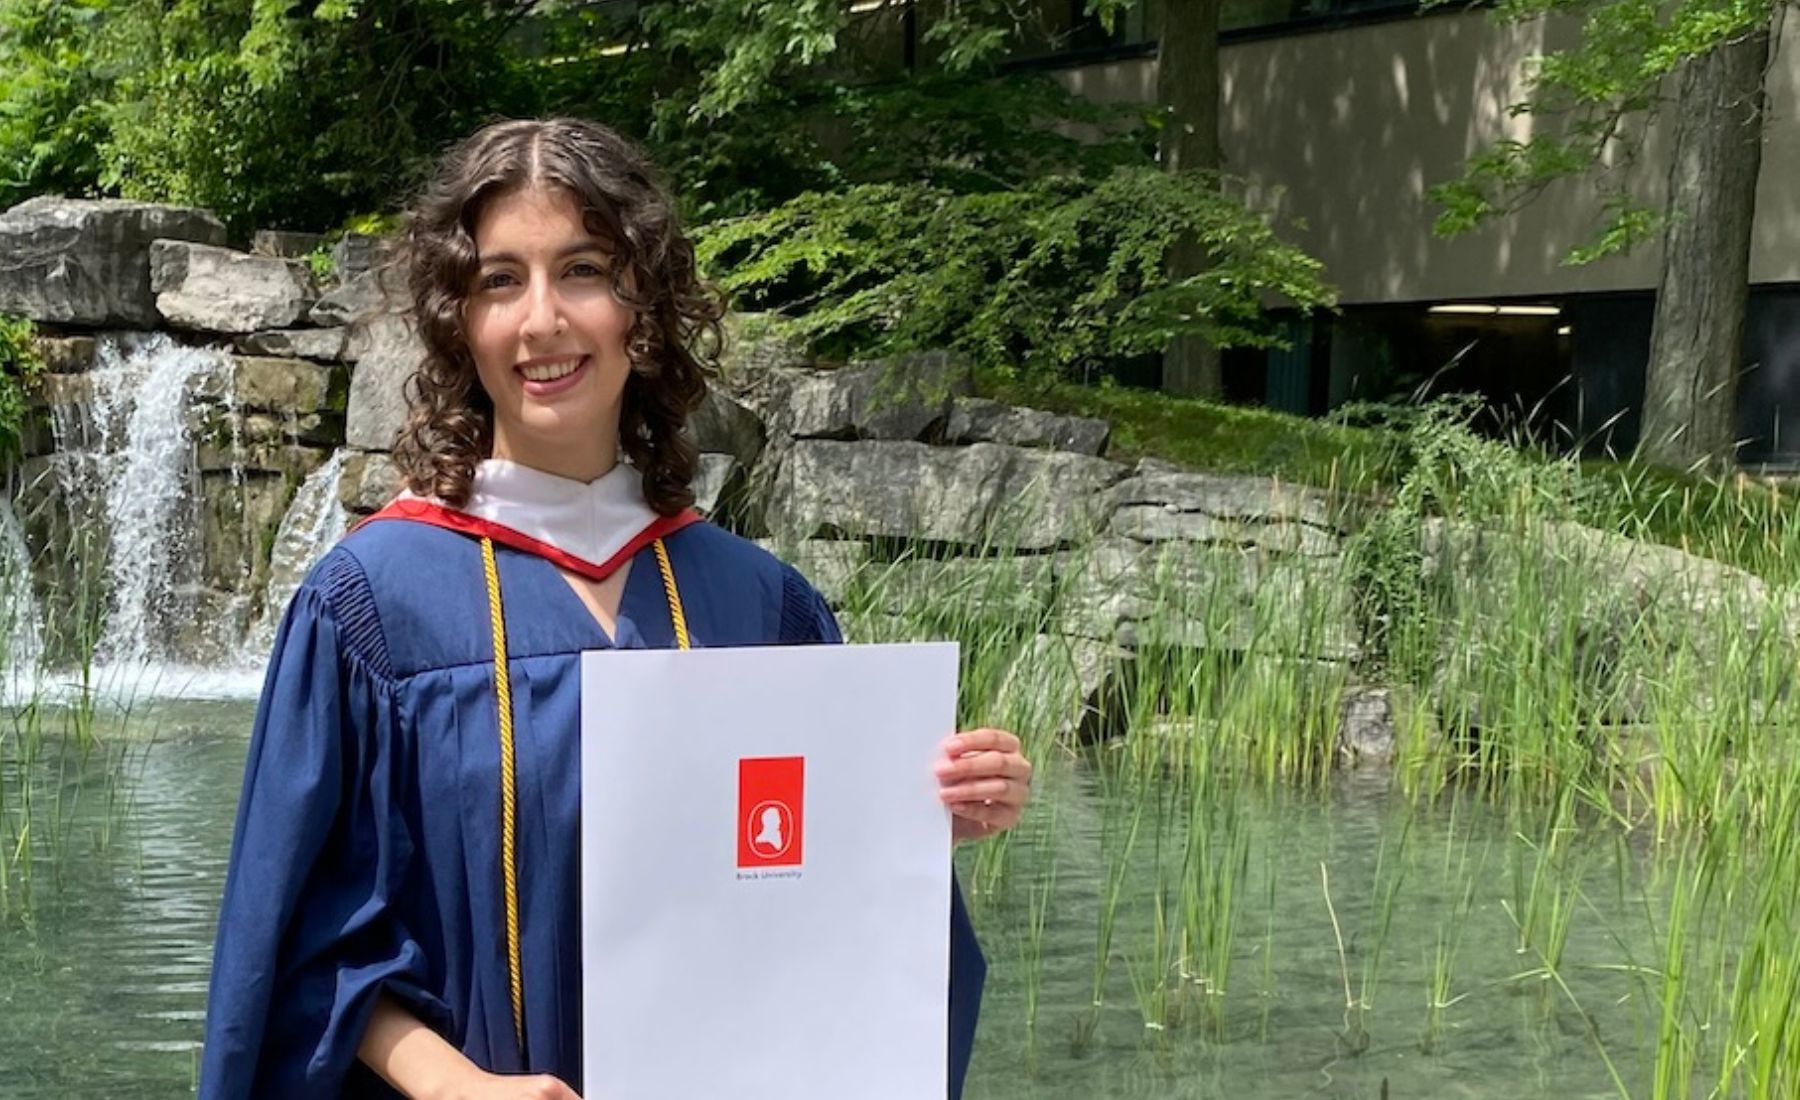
[738,756,804,868]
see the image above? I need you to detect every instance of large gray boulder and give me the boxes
[1422,517,1798,728]
[314,264,408,329]
[752,538,869,606]
[1336,686,1406,767]
[1054,538,1258,646]
[945,397,1110,456]
[691,453,741,518]
[993,633,1130,742]
[0,197,227,326]
[865,555,1053,620]
[1051,536,1358,659]
[150,241,319,333]
[1105,464,1343,556]
[251,229,326,259]
[761,351,974,441]
[345,315,423,451]
[190,356,347,415]
[331,234,399,282]
[688,384,765,469]
[767,440,1125,549]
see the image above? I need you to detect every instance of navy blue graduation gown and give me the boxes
[199,518,985,1098]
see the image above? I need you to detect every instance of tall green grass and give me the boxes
[0,502,137,923]
[821,394,1800,1095]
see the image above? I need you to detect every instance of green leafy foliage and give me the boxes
[0,0,1326,382]
[0,314,45,462]
[700,167,1332,381]
[2,0,568,235]
[0,0,118,207]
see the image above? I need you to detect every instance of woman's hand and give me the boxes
[935,728,1032,844]
[444,1072,581,1100]
[360,993,581,1100]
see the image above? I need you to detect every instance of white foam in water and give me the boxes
[0,660,270,708]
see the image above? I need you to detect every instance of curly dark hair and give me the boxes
[388,116,725,514]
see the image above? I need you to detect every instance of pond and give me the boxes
[0,697,1688,1099]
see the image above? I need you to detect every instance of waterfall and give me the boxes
[0,496,42,685]
[16,331,354,701]
[73,334,225,665]
[251,448,349,652]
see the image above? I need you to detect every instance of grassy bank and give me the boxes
[976,372,1800,586]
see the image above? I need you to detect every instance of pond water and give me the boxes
[1,701,1675,1099]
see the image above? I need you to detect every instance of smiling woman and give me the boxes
[392,118,716,518]
[460,187,637,484]
[194,116,1032,1100]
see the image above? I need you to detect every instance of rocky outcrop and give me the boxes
[754,351,974,441]
[945,397,1109,456]
[0,197,227,326]
[336,315,420,451]
[768,440,1125,548]
[234,327,349,362]
[1104,464,1341,554]
[149,239,318,334]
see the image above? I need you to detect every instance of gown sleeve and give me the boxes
[199,551,449,1099]
[777,563,988,1100]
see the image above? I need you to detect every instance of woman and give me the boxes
[198,117,1033,1099]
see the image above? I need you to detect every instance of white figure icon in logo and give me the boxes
[755,807,783,851]
[747,800,793,858]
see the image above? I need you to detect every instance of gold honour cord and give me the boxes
[480,536,690,1054]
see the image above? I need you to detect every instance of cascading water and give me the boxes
[72,334,225,666]
[251,448,349,651]
[11,331,358,699]
[0,494,42,684]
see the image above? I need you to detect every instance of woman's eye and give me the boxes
[475,263,604,291]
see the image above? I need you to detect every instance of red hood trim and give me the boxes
[356,498,702,582]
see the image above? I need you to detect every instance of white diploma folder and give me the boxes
[579,641,959,1100]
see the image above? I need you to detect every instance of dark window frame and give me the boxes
[993,0,1488,76]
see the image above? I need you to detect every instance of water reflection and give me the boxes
[0,707,1669,1099]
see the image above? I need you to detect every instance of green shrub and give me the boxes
[0,313,45,461]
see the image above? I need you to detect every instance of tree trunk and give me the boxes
[1639,25,1771,471]
[1158,0,1224,397]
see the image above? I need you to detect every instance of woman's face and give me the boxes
[461,185,635,480]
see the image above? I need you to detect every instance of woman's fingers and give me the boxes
[938,777,1023,804]
[934,750,1032,784]
[937,728,1032,843]
[943,728,1021,757]
[951,797,1024,844]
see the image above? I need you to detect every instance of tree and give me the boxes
[1432,0,1786,470]
[1640,26,1769,471]
[1157,0,1227,398]
[0,0,1330,384]
[649,0,1327,384]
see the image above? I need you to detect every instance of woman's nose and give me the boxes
[520,275,565,340]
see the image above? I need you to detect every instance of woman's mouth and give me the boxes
[516,355,590,396]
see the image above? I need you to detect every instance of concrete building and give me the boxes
[870,0,1800,464]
